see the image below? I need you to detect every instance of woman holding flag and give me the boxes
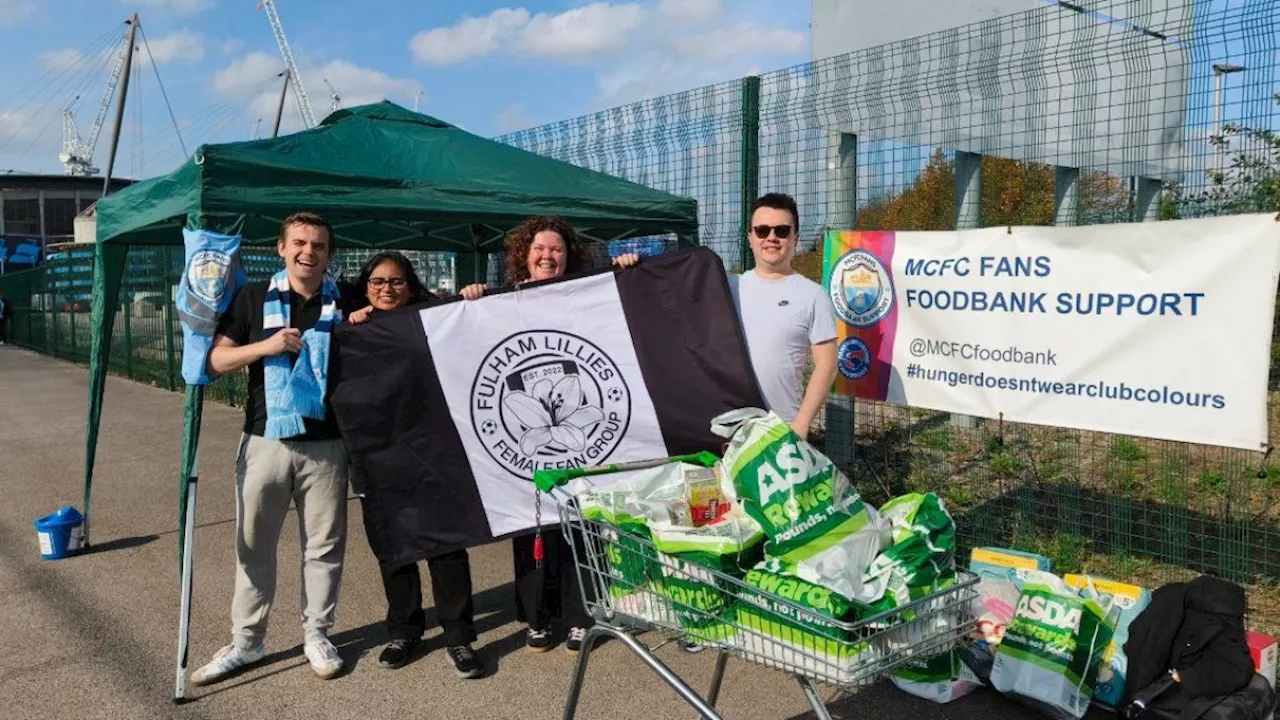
[460,215,639,656]
[345,251,485,679]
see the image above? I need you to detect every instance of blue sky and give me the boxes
[0,0,811,178]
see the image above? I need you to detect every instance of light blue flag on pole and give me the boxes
[176,228,247,385]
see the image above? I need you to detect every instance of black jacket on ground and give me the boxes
[1123,575,1256,707]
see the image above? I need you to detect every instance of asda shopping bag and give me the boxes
[736,556,868,657]
[713,408,889,601]
[575,461,685,601]
[650,512,765,642]
[890,650,983,704]
[990,573,1118,720]
[857,492,957,616]
[1063,574,1151,711]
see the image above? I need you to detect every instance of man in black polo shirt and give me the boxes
[191,212,359,686]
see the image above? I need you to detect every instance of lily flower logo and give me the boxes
[471,329,632,480]
[504,376,604,455]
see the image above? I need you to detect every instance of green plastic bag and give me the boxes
[650,514,765,643]
[736,556,869,658]
[990,572,1118,720]
[713,408,889,601]
[856,492,957,617]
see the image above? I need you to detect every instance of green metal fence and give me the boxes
[494,0,1280,603]
[2,0,1278,617]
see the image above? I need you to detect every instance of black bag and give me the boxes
[1123,673,1276,720]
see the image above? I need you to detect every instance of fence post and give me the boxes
[738,75,761,273]
[163,247,177,391]
[452,250,488,293]
[951,151,983,429]
[1132,177,1162,222]
[1053,166,1081,226]
[824,131,859,470]
[123,295,133,379]
[51,292,60,358]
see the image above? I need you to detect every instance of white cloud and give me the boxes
[314,60,421,109]
[212,52,422,124]
[516,3,647,61]
[670,23,804,63]
[410,3,646,65]
[136,29,205,67]
[120,0,211,14]
[409,1,807,112]
[0,0,35,27]
[39,29,205,76]
[220,38,244,56]
[657,0,721,25]
[495,104,537,133]
[38,49,89,74]
[212,51,281,95]
[410,8,530,65]
[0,110,39,143]
[596,21,804,106]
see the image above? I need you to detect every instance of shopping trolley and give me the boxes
[533,457,981,720]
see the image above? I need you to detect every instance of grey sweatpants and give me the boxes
[231,433,349,650]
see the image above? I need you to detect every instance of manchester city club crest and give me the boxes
[837,337,872,380]
[186,250,233,308]
[470,330,632,480]
[829,249,894,327]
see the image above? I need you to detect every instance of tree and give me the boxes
[854,148,1129,231]
[1162,91,1280,219]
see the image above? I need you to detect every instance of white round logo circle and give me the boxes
[829,249,894,327]
[470,330,631,480]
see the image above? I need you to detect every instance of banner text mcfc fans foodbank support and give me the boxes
[821,214,1280,450]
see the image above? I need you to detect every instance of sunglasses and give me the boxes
[368,277,408,289]
[752,224,793,240]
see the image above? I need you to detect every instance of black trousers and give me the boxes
[512,529,592,631]
[380,549,477,645]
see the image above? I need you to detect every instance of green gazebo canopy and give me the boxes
[83,100,699,546]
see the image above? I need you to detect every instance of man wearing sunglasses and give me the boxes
[732,192,838,440]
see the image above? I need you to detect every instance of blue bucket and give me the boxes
[34,506,85,560]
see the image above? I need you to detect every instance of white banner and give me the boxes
[824,214,1280,450]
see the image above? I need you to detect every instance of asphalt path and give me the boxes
[0,345,1107,719]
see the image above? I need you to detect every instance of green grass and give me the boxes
[1111,437,1148,463]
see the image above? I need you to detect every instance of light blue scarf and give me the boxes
[262,270,342,439]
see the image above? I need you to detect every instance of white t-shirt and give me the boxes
[728,270,838,422]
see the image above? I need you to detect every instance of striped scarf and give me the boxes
[262,270,341,439]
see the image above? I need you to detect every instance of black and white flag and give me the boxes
[331,247,764,567]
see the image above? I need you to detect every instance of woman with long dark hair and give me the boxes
[460,216,639,656]
[347,251,484,678]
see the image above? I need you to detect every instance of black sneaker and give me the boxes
[566,626,588,656]
[526,627,553,653]
[444,644,484,679]
[378,638,419,669]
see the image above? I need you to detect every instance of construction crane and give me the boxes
[322,78,340,113]
[59,21,132,176]
[257,0,316,127]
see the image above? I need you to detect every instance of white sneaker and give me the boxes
[304,637,343,679]
[189,642,266,686]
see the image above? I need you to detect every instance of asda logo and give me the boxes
[1015,592,1083,632]
[755,440,829,505]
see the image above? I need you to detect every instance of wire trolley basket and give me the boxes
[538,470,981,720]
